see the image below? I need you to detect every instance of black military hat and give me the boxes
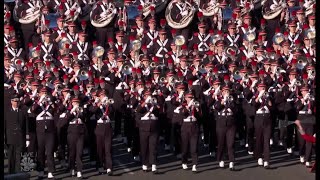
[11,94,20,101]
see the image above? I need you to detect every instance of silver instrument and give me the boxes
[13,0,42,24]
[165,0,196,29]
[90,1,117,28]
[262,0,287,20]
[78,68,89,81]
[272,32,285,45]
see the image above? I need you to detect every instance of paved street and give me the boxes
[4,137,315,180]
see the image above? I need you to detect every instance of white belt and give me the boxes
[97,119,111,123]
[256,109,270,114]
[218,112,233,116]
[299,111,312,115]
[36,117,53,121]
[141,116,158,121]
[183,116,196,122]
[69,121,83,124]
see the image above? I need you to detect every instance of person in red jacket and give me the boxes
[294,120,316,173]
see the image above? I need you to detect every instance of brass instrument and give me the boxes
[101,98,114,105]
[58,38,71,50]
[122,64,133,75]
[159,77,166,83]
[142,0,168,18]
[165,0,196,29]
[130,39,141,60]
[64,0,82,23]
[56,84,63,93]
[305,28,315,45]
[244,30,256,43]
[297,57,307,70]
[227,95,234,102]
[13,0,42,24]
[224,45,238,59]
[191,101,200,108]
[233,70,242,80]
[174,35,186,57]
[92,46,105,58]
[211,34,222,46]
[78,68,89,81]
[272,33,285,45]
[4,3,11,24]
[262,0,287,20]
[199,0,220,17]
[90,1,117,27]
[19,82,26,89]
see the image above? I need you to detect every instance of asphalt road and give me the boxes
[4,137,316,180]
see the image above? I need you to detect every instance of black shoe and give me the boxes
[152,170,158,174]
[107,171,113,176]
[264,165,270,169]
[230,167,235,171]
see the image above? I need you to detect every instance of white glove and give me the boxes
[94,98,100,103]
[181,11,188,16]
[145,96,152,103]
[26,8,33,13]
[26,141,30,147]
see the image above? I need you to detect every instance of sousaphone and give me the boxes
[13,0,42,24]
[165,0,196,29]
[262,0,287,20]
[142,0,168,18]
[90,1,117,28]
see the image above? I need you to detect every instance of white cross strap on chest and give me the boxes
[115,43,127,53]
[36,109,54,120]
[256,106,270,114]
[174,106,182,113]
[155,39,168,57]
[97,117,111,123]
[8,47,23,58]
[288,33,299,43]
[77,42,89,60]
[69,118,83,124]
[41,44,53,60]
[67,33,78,43]
[226,34,239,46]
[116,81,129,90]
[59,112,67,118]
[198,34,210,51]
[141,113,158,120]
[183,116,196,122]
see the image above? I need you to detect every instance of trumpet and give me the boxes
[226,95,234,102]
[19,82,26,89]
[191,101,200,108]
[122,64,133,75]
[159,77,166,83]
[150,97,158,105]
[101,98,114,105]
[295,80,302,87]
[56,84,63,93]
[150,62,157,68]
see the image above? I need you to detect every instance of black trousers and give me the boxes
[173,123,182,155]
[207,113,217,153]
[96,27,115,47]
[36,131,55,172]
[139,130,159,166]
[96,123,113,170]
[245,116,255,152]
[57,126,68,162]
[124,114,134,147]
[254,114,272,161]
[297,123,314,162]
[163,117,172,146]
[67,130,85,172]
[87,121,97,162]
[216,117,236,162]
[21,23,35,50]
[27,132,37,154]
[7,144,23,174]
[181,123,199,165]
[131,126,140,157]
[114,109,123,137]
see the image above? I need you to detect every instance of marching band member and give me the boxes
[31,87,56,179]
[150,29,172,63]
[251,83,273,169]
[141,18,158,49]
[189,22,211,55]
[180,92,200,172]
[71,31,92,65]
[89,90,114,175]
[91,0,117,46]
[62,98,86,178]
[136,90,161,173]
[214,86,236,170]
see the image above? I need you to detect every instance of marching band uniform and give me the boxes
[16,0,39,50]
[89,91,114,175]
[251,83,272,168]
[71,32,92,66]
[91,0,116,46]
[136,91,160,173]
[62,98,87,178]
[150,29,172,64]
[188,23,211,55]
[179,93,200,172]
[214,86,236,170]
[31,88,56,178]
[141,18,158,49]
